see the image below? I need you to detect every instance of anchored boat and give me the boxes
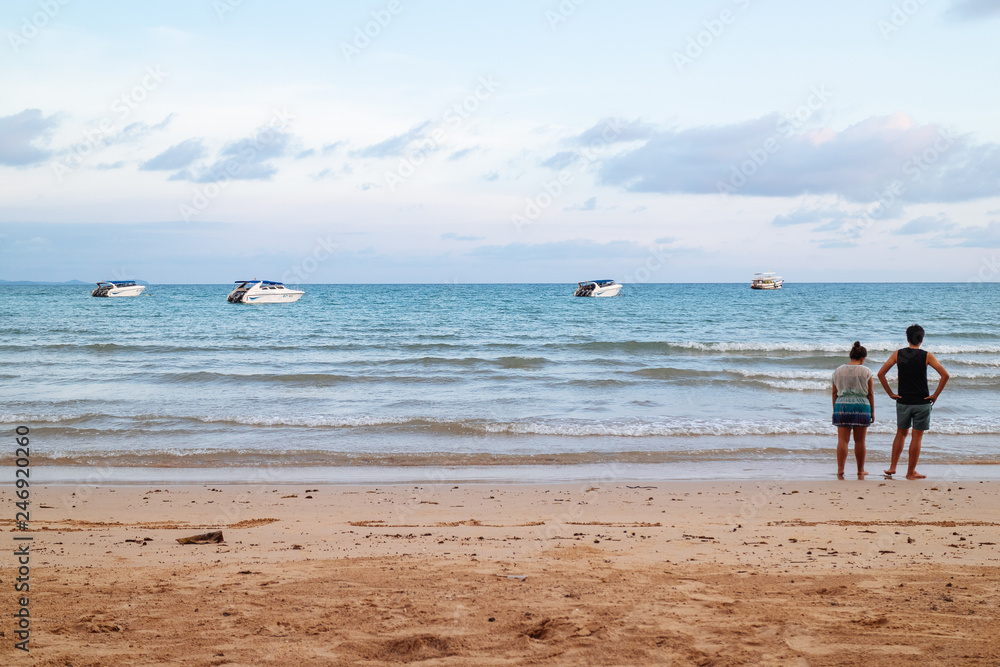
[751,272,784,290]
[91,281,146,297]
[574,279,622,297]
[227,280,304,304]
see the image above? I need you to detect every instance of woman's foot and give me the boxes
[837,471,846,479]
[884,469,896,475]
[857,470,868,480]
[906,472,926,480]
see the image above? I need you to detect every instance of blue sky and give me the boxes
[2,0,1000,282]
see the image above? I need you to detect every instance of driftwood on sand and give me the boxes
[176,531,224,544]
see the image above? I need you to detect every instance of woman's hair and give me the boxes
[849,341,867,361]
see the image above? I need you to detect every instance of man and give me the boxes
[877,324,949,480]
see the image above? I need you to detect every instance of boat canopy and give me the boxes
[233,280,283,285]
[98,280,137,286]
[579,279,615,286]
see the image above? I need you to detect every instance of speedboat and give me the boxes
[751,272,783,290]
[227,280,304,304]
[574,279,622,297]
[91,281,146,297]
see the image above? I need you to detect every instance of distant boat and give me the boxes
[574,279,622,297]
[227,280,304,304]
[91,281,146,297]
[751,272,783,290]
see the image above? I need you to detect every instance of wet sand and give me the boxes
[2,479,998,665]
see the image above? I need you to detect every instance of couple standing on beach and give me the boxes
[831,325,950,480]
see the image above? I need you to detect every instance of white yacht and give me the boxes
[574,279,622,297]
[227,280,304,304]
[91,281,146,297]
[751,272,784,290]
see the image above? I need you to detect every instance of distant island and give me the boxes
[0,280,97,285]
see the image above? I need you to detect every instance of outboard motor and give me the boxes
[574,283,595,297]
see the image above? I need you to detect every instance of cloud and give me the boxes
[893,214,953,235]
[173,125,295,183]
[94,161,125,170]
[565,197,598,211]
[105,115,174,147]
[772,205,851,227]
[654,236,676,244]
[140,138,206,171]
[814,239,858,249]
[540,151,577,170]
[569,118,656,147]
[468,239,646,261]
[350,122,432,159]
[482,171,499,182]
[322,141,344,155]
[448,147,478,161]
[949,221,1000,247]
[597,113,1000,204]
[947,0,1000,20]
[0,109,59,166]
[296,148,315,159]
[441,232,485,241]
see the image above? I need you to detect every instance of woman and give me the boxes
[831,341,875,479]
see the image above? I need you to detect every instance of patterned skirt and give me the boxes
[833,396,871,427]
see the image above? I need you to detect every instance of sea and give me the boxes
[3,283,999,483]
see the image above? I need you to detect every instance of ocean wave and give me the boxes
[10,413,1000,437]
[27,446,1000,469]
[9,339,1000,357]
[565,340,1000,355]
[157,371,458,386]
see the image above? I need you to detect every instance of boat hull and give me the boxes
[574,281,622,297]
[92,285,146,297]
[242,291,304,303]
[751,281,783,290]
[590,284,622,297]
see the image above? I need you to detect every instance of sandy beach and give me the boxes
[3,479,999,666]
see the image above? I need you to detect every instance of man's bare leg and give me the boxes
[906,429,926,480]
[836,427,850,478]
[885,427,908,475]
[853,426,868,479]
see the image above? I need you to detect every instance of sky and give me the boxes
[1,0,1000,283]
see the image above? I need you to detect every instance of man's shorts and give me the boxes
[896,403,932,431]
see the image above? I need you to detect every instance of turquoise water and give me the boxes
[2,283,998,470]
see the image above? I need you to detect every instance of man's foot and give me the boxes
[837,472,845,480]
[906,472,926,480]
[858,471,868,480]
[884,469,896,475]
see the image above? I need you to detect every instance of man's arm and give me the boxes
[926,352,950,403]
[877,351,899,399]
[832,381,838,410]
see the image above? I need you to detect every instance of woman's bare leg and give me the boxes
[836,427,851,478]
[853,426,868,478]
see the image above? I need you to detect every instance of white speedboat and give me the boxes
[751,272,783,290]
[574,279,622,297]
[91,281,146,297]
[227,280,304,304]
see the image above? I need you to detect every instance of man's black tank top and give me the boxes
[897,348,930,405]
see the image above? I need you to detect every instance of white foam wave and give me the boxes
[671,341,1000,355]
[8,413,1000,437]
